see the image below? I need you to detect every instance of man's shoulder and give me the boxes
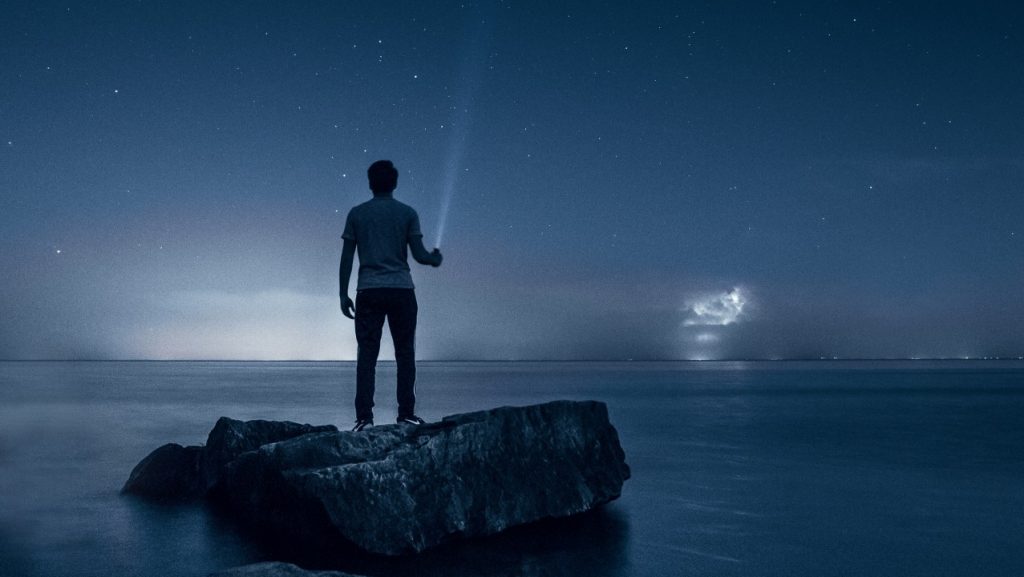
[346,201,366,218]
[390,198,419,214]
[349,197,419,220]
[350,198,377,212]
[383,199,420,222]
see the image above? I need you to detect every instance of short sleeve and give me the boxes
[407,210,423,239]
[341,209,356,240]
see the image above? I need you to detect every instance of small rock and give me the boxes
[122,443,203,500]
[209,561,362,577]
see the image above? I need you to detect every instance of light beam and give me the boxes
[434,3,497,248]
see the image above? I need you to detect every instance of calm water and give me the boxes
[1,360,1023,576]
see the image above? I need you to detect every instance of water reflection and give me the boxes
[120,498,263,576]
[215,503,631,577]
[0,528,38,577]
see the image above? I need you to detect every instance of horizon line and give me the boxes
[1,357,1023,363]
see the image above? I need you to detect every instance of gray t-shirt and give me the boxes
[342,196,423,290]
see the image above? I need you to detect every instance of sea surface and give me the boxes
[1,360,1023,577]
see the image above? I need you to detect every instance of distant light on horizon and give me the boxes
[683,288,750,327]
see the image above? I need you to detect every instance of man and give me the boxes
[339,160,442,431]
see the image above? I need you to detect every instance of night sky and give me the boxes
[2,1,1022,360]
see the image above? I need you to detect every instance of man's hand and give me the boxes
[431,248,443,267]
[341,296,355,319]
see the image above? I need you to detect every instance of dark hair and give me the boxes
[367,160,398,194]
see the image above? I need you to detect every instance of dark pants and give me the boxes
[354,288,417,420]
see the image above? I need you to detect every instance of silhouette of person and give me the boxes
[339,160,442,431]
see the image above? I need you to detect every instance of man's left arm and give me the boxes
[339,238,356,319]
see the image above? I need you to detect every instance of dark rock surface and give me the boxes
[124,400,629,556]
[210,562,361,577]
[122,443,203,500]
[122,419,338,499]
[201,418,338,493]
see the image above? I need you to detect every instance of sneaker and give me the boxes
[396,414,426,426]
[352,418,373,432]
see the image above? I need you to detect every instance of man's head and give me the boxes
[367,160,398,195]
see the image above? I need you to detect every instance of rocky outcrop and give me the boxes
[124,400,629,556]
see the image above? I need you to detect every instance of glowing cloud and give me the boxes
[683,288,750,326]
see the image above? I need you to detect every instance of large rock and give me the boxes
[124,401,629,556]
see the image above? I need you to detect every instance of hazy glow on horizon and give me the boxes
[128,289,359,360]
